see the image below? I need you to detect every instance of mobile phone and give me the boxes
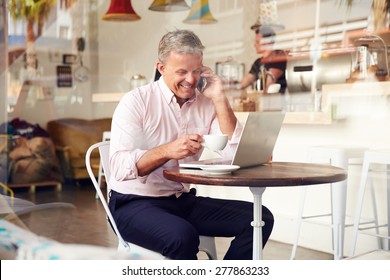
[197,77,207,93]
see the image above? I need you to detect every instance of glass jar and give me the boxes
[130,74,147,90]
[216,57,245,89]
[347,34,389,82]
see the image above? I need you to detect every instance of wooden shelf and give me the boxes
[9,181,62,193]
[92,81,390,125]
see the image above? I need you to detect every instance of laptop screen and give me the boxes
[179,111,285,169]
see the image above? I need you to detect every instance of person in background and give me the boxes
[240,26,287,94]
[108,29,274,260]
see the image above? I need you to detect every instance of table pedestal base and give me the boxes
[250,186,266,260]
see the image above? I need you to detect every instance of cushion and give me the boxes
[8,137,63,184]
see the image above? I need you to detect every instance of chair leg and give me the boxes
[199,236,217,260]
[351,160,369,256]
[368,172,382,249]
[330,179,347,260]
[290,187,307,260]
[386,164,390,249]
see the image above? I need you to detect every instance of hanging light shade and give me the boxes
[102,0,141,21]
[255,0,284,31]
[148,0,190,12]
[183,0,217,24]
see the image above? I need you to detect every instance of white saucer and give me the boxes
[200,165,240,175]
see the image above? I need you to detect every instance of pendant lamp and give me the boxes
[149,0,190,12]
[183,0,217,24]
[252,0,284,31]
[102,0,141,21]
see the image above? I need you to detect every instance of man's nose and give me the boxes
[185,73,197,84]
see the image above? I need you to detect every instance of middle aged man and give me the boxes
[108,29,274,260]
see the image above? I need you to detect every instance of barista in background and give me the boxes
[240,26,287,94]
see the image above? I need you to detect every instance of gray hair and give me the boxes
[158,30,205,64]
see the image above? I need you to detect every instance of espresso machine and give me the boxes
[286,35,389,93]
[286,48,354,93]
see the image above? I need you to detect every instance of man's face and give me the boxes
[158,51,203,102]
[254,34,273,57]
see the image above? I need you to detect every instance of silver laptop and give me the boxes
[179,111,285,169]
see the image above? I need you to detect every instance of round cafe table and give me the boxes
[163,161,347,260]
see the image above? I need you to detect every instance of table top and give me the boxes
[163,162,347,188]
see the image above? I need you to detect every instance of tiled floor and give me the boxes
[12,182,333,260]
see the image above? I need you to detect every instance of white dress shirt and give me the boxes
[109,78,242,197]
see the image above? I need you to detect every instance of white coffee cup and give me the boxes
[202,134,228,151]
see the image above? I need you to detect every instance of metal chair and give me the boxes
[291,145,367,260]
[86,141,218,259]
[350,149,390,256]
[0,182,15,198]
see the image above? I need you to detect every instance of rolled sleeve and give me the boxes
[220,119,243,159]
[110,148,147,181]
[229,120,243,144]
[206,118,243,160]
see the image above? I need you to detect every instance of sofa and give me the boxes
[46,118,112,183]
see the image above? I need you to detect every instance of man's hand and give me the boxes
[136,134,204,176]
[166,134,203,160]
[198,66,237,140]
[199,66,224,102]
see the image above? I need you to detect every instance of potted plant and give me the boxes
[370,0,390,31]
[8,0,57,77]
[342,0,390,32]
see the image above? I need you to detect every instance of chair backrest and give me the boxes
[86,141,217,259]
[98,141,111,188]
[85,141,130,251]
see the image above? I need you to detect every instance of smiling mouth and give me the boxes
[181,84,193,89]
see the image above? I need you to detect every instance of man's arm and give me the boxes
[136,134,203,176]
[212,96,237,139]
[264,67,284,93]
[200,67,237,139]
[240,72,256,90]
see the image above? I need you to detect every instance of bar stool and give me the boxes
[350,149,390,256]
[290,145,367,260]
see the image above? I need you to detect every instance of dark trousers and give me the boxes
[109,190,274,260]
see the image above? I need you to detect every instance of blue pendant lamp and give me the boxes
[102,0,141,21]
[183,0,217,24]
[149,0,190,12]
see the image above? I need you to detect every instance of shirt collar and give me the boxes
[158,77,175,104]
[158,77,198,105]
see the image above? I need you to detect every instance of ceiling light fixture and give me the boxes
[148,0,190,12]
[183,0,217,24]
[102,0,141,21]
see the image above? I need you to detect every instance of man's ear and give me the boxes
[156,61,165,74]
